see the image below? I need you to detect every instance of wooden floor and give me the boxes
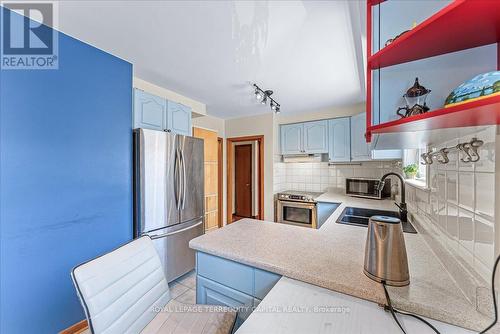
[232,214,258,222]
[70,271,197,334]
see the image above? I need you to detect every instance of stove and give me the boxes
[277,191,323,203]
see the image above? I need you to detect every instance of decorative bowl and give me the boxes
[445,71,500,107]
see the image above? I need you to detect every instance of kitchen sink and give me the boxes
[336,207,417,233]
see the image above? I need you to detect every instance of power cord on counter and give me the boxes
[383,253,500,334]
[382,281,440,334]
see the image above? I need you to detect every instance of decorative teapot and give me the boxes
[396,78,431,118]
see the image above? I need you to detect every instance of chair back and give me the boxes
[72,236,170,334]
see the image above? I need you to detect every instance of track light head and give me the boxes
[255,89,263,101]
[253,83,281,114]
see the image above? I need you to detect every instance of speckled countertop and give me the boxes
[189,191,492,331]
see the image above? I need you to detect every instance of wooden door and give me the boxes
[193,127,219,232]
[234,144,252,217]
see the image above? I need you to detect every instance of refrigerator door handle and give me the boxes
[174,148,181,210]
[149,221,203,239]
[180,149,187,210]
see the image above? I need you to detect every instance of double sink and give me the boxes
[336,207,417,234]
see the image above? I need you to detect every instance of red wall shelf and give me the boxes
[369,0,500,69]
[366,0,500,142]
[369,95,500,134]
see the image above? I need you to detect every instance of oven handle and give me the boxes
[278,200,317,209]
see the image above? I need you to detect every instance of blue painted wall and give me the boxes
[0,8,133,333]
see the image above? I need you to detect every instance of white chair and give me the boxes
[71,236,236,334]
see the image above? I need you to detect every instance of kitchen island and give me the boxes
[189,191,492,331]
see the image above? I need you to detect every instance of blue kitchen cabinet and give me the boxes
[196,252,281,329]
[196,275,254,327]
[197,251,254,295]
[133,89,167,131]
[167,101,192,136]
[303,120,328,154]
[350,112,371,161]
[328,118,351,162]
[280,123,303,154]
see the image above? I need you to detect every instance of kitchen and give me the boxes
[1,1,500,334]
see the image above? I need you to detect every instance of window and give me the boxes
[403,147,428,186]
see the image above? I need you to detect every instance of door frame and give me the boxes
[217,137,223,228]
[234,144,253,218]
[226,135,264,224]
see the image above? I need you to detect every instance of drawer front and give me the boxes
[197,252,254,295]
[254,269,281,300]
[196,275,254,326]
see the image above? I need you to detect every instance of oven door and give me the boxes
[277,200,317,229]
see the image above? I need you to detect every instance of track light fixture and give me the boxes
[253,84,280,114]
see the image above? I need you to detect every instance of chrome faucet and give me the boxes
[378,172,407,222]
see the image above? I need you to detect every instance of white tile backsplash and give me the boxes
[474,215,494,269]
[405,125,497,284]
[458,207,473,254]
[458,172,474,211]
[272,161,401,195]
[475,172,495,219]
[446,171,458,205]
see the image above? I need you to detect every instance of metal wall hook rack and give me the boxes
[420,137,483,165]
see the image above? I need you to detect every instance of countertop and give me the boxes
[236,277,473,334]
[189,191,492,331]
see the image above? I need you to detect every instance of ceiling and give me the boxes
[56,1,366,119]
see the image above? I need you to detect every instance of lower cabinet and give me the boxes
[195,251,281,330]
[196,275,254,327]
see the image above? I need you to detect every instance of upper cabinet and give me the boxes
[280,123,303,155]
[280,113,401,161]
[280,121,328,155]
[133,88,192,136]
[350,113,371,161]
[328,118,350,162]
[134,89,167,131]
[303,121,328,154]
[167,101,192,136]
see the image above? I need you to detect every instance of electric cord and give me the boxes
[382,282,440,334]
[480,253,500,333]
[382,281,407,334]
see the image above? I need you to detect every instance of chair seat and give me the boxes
[141,300,237,334]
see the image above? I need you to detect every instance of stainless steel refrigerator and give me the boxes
[133,128,204,282]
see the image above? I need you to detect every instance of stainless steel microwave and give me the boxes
[346,178,391,199]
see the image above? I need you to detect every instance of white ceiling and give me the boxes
[57,1,366,119]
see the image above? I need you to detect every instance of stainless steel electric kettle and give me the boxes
[363,215,410,286]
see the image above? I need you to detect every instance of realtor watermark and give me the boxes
[152,304,351,315]
[1,1,58,69]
